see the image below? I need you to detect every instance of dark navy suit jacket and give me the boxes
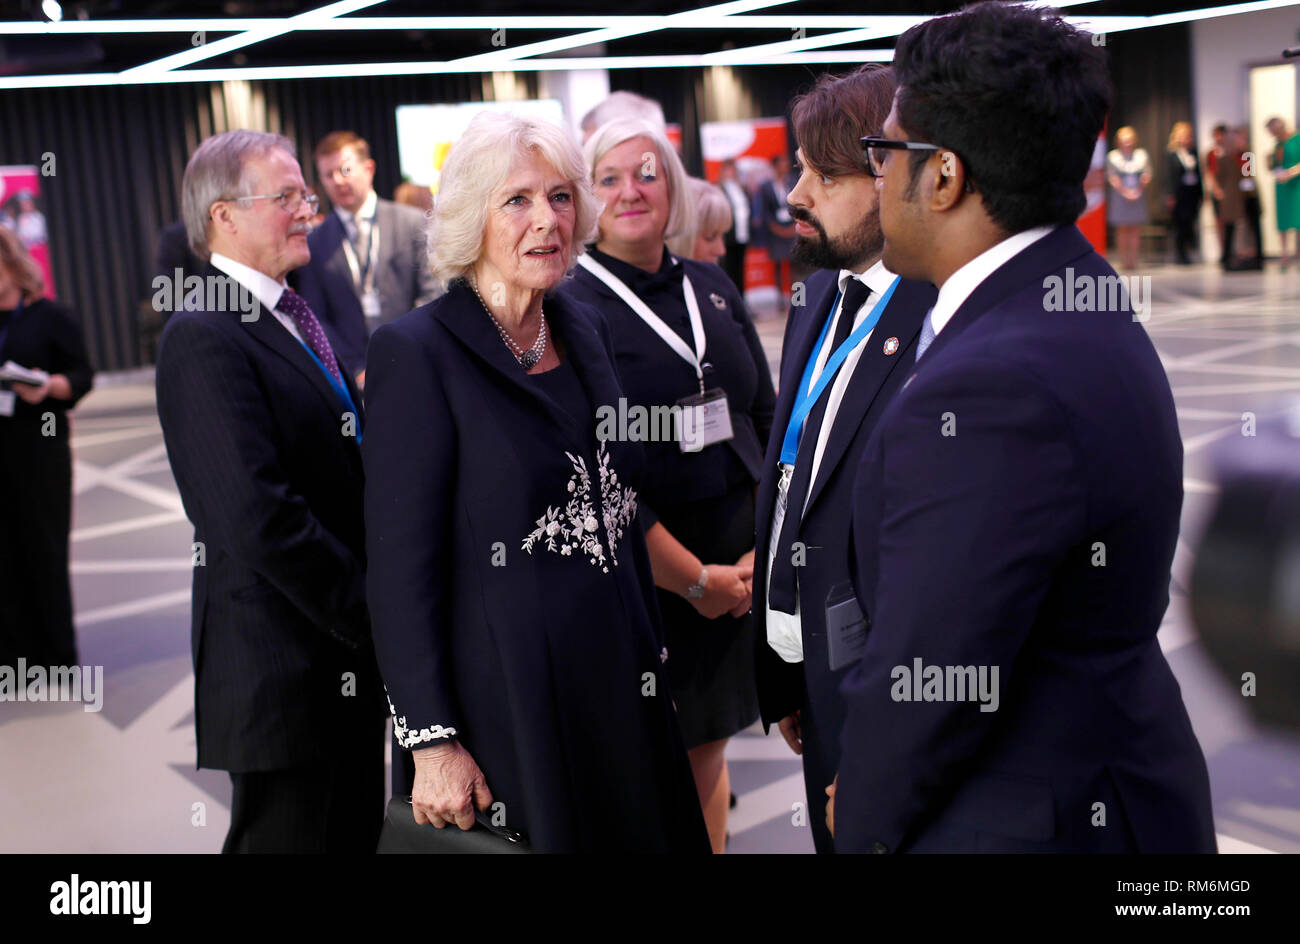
[752,269,934,852]
[837,225,1216,853]
[155,265,384,773]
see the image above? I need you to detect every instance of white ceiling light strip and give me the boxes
[121,0,390,76]
[0,1,1296,90]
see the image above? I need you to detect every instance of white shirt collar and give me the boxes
[836,259,894,309]
[209,252,291,314]
[929,225,1055,337]
[334,189,377,225]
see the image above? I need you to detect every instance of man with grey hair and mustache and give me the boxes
[156,130,386,853]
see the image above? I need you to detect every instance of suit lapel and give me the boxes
[803,279,931,513]
[204,264,354,427]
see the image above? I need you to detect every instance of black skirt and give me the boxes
[655,482,761,749]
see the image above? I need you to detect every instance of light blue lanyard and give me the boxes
[779,276,899,465]
[296,338,362,445]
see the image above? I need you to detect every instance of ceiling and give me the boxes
[1,0,1295,87]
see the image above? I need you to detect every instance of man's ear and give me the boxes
[209,201,238,238]
[929,151,969,212]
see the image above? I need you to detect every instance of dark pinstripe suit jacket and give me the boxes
[156,265,385,773]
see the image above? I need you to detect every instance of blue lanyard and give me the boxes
[779,276,899,465]
[296,338,363,444]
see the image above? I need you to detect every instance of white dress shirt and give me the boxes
[334,188,377,245]
[765,259,896,664]
[722,178,751,243]
[209,252,304,345]
[927,225,1055,339]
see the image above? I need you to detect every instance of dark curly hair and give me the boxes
[893,1,1112,233]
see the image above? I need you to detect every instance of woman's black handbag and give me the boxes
[377,797,531,854]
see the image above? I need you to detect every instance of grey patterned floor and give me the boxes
[2,260,1298,853]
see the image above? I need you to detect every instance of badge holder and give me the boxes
[825,581,870,672]
[676,387,733,453]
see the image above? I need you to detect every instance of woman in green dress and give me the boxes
[1266,117,1300,270]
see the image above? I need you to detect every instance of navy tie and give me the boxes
[768,278,872,614]
[277,288,343,386]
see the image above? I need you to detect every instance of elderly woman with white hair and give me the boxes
[561,119,776,853]
[362,111,708,853]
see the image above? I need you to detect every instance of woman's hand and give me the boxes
[411,740,494,831]
[690,561,753,620]
[12,379,50,405]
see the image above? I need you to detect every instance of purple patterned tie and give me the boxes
[277,288,343,386]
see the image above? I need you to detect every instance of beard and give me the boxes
[790,205,884,272]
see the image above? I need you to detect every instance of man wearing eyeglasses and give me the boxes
[296,131,438,389]
[156,130,386,853]
[830,2,1214,854]
[751,63,936,855]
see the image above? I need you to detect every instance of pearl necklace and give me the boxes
[469,279,548,370]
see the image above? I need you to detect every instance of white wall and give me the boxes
[1192,7,1300,259]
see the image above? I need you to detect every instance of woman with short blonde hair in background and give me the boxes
[1107,126,1150,271]
[669,176,735,266]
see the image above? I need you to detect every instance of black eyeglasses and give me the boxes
[859,136,975,193]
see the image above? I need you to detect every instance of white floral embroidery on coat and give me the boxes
[387,690,457,749]
[522,441,638,573]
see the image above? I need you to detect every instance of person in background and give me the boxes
[1165,122,1201,265]
[1233,126,1264,271]
[1266,116,1300,270]
[296,131,439,387]
[563,118,776,853]
[1205,124,1229,261]
[0,225,94,670]
[1106,126,1149,271]
[1212,124,1246,270]
[753,154,798,305]
[717,159,751,293]
[392,181,433,215]
[363,111,707,852]
[668,176,733,266]
[579,90,666,143]
[156,130,385,853]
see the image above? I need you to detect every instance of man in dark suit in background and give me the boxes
[753,154,797,307]
[752,64,936,854]
[156,130,386,853]
[296,131,438,387]
[832,2,1215,853]
[717,158,751,293]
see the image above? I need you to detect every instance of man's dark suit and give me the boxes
[155,265,386,852]
[753,269,935,853]
[837,225,1216,853]
[295,197,438,376]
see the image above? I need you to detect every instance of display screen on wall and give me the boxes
[395,100,566,195]
[0,166,54,299]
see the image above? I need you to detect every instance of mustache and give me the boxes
[289,222,313,236]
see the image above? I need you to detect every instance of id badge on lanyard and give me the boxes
[342,220,380,318]
[577,253,735,454]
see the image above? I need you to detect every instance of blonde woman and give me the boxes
[363,111,708,852]
[669,176,735,266]
[1107,126,1150,270]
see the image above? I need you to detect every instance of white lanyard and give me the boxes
[578,252,707,393]
[340,216,380,295]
